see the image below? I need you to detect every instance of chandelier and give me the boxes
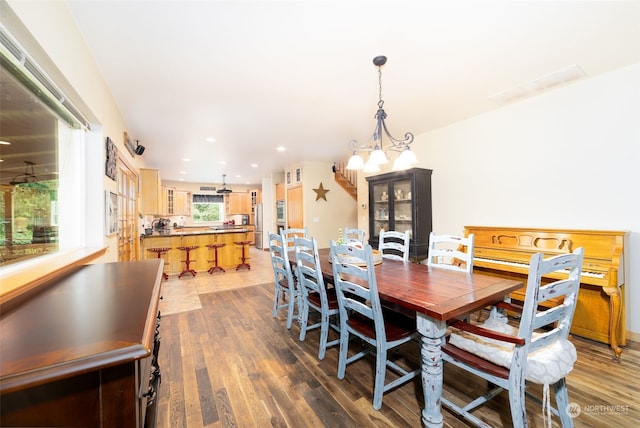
[10,161,40,185]
[346,56,417,172]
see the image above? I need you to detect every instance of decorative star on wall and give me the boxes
[313,182,330,201]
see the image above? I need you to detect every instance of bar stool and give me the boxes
[206,243,226,274]
[177,245,199,278]
[234,240,252,270]
[147,247,170,280]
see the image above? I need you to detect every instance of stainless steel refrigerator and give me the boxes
[254,203,263,249]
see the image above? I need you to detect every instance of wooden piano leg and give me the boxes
[603,285,623,362]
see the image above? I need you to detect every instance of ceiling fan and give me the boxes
[216,174,232,194]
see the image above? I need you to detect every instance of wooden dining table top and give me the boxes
[310,248,523,322]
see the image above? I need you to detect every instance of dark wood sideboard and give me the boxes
[0,259,164,427]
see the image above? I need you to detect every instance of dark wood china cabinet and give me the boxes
[366,168,433,260]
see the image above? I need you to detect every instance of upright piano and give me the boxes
[464,226,629,360]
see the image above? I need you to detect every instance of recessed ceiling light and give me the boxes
[180,171,187,175]
[219,161,227,165]
[276,146,286,152]
[205,137,216,143]
[182,158,191,162]
[251,163,258,168]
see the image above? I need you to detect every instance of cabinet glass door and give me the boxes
[392,179,413,239]
[372,182,390,238]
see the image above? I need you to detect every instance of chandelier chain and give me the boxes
[378,66,384,109]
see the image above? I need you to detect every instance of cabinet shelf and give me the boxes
[366,168,432,260]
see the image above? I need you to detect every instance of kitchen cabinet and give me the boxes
[249,189,261,224]
[174,190,191,216]
[286,186,303,229]
[139,168,163,214]
[366,168,432,260]
[226,192,250,215]
[164,186,174,215]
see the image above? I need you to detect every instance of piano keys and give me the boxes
[464,226,629,360]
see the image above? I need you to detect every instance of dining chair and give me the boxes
[294,236,340,360]
[330,240,419,410]
[268,232,297,329]
[426,232,474,272]
[378,229,410,262]
[343,227,366,245]
[281,227,308,248]
[441,247,584,428]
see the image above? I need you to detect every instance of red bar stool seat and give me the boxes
[147,247,171,280]
[234,240,252,270]
[206,243,226,274]
[177,245,199,278]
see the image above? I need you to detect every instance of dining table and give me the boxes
[302,248,524,428]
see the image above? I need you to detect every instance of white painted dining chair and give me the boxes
[268,232,298,329]
[330,240,419,410]
[294,236,340,360]
[378,229,410,262]
[441,247,584,428]
[426,232,474,273]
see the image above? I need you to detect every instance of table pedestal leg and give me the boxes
[417,314,447,428]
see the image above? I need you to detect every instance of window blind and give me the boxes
[193,194,224,203]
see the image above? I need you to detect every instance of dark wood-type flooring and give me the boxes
[156,247,639,427]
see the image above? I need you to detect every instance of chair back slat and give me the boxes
[426,232,474,273]
[343,228,366,245]
[282,227,308,248]
[269,233,290,283]
[330,241,382,331]
[518,248,584,354]
[378,230,410,262]
[294,236,324,297]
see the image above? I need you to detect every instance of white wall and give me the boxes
[409,62,639,336]
[296,161,358,249]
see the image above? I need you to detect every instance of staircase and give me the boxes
[333,162,358,200]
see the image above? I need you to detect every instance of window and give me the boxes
[192,194,224,223]
[1,24,90,268]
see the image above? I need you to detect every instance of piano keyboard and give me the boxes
[474,257,605,279]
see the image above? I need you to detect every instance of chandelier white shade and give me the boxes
[346,56,417,172]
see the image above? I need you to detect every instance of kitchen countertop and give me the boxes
[143,226,250,237]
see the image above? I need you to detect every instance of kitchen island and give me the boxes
[140,226,253,275]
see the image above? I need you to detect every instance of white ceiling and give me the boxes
[65,1,640,186]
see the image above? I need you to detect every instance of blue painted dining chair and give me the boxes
[268,232,297,329]
[294,236,340,360]
[281,227,308,248]
[330,240,419,410]
[343,227,365,245]
[441,247,584,427]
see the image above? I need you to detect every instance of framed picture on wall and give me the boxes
[124,131,136,157]
[295,167,302,183]
[105,191,118,235]
[286,170,291,185]
[105,137,117,181]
